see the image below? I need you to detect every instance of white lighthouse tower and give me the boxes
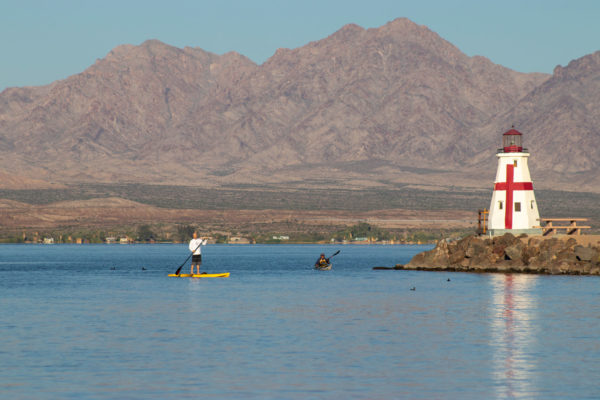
[488,128,542,236]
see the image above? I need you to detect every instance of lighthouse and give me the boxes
[488,128,542,236]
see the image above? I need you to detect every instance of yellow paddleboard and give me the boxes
[168,273,230,278]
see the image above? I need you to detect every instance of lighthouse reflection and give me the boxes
[490,274,538,398]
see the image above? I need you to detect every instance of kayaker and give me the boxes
[315,253,329,268]
[188,232,207,274]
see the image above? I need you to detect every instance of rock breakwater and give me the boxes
[401,233,600,275]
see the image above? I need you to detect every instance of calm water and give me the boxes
[1,244,599,399]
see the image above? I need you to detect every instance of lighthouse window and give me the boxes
[531,200,535,209]
[498,201,503,210]
[515,202,521,212]
[513,160,518,167]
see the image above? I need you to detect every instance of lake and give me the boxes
[1,244,599,399]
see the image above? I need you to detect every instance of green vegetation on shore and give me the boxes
[0,223,471,245]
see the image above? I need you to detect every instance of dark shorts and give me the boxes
[192,254,202,264]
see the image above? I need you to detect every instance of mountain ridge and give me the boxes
[2,18,598,194]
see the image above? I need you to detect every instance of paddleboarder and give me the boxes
[188,232,207,274]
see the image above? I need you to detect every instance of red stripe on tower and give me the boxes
[493,164,533,229]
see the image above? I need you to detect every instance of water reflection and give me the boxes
[490,274,538,399]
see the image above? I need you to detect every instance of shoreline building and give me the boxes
[488,128,542,236]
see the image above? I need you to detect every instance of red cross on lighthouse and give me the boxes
[494,164,533,229]
[488,127,540,234]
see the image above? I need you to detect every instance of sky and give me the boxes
[1,0,599,91]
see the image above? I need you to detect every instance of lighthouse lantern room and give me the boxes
[488,128,542,236]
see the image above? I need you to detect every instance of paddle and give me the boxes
[174,239,204,275]
[328,250,341,261]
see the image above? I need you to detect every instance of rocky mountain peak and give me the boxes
[552,50,600,81]
[330,23,365,40]
[375,17,437,39]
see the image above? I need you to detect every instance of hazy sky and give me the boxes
[1,0,599,91]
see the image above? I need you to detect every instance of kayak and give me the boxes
[168,273,230,278]
[314,264,331,271]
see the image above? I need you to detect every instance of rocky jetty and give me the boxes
[401,233,600,275]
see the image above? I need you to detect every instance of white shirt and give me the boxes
[188,238,207,255]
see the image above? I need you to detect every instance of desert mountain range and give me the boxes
[1,18,599,192]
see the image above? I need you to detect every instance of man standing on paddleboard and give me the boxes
[189,232,207,274]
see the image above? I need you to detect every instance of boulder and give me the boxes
[510,263,528,273]
[494,260,516,272]
[535,249,554,264]
[527,256,550,273]
[465,239,487,258]
[546,260,576,274]
[447,236,481,265]
[488,252,501,264]
[431,239,450,262]
[403,254,423,269]
[539,237,563,254]
[492,244,507,257]
[574,246,597,262]
[449,248,466,265]
[474,255,496,269]
[564,238,578,249]
[581,263,592,274]
[407,238,450,268]
[522,245,540,265]
[504,242,524,261]
[493,233,519,248]
[556,249,578,264]
[455,235,480,252]
[547,262,564,275]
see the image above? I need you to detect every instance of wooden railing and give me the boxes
[536,218,590,236]
[477,209,489,235]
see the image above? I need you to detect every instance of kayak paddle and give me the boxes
[328,250,340,260]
